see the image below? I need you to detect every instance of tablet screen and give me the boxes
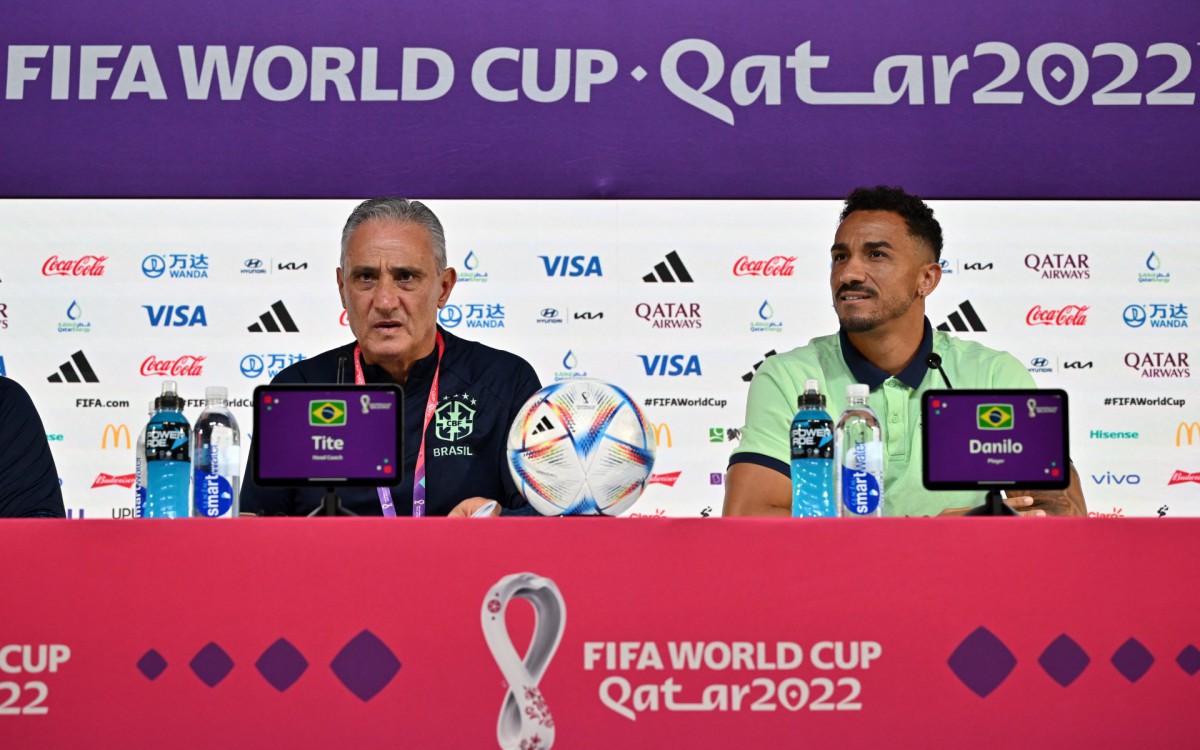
[922,389,1069,490]
[253,384,403,486]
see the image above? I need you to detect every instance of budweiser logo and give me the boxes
[1025,304,1089,326]
[140,355,206,377]
[42,255,108,277]
[1168,470,1200,486]
[648,471,682,487]
[92,473,136,489]
[733,255,796,277]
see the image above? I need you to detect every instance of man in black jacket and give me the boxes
[0,377,65,518]
[240,198,541,517]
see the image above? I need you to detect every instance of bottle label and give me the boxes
[146,421,190,462]
[841,440,883,515]
[194,469,235,518]
[791,418,833,459]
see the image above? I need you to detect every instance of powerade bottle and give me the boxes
[790,379,835,517]
[142,381,191,518]
[836,383,884,517]
[134,400,153,517]
[192,386,241,518]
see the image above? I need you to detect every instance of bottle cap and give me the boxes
[797,379,827,409]
[153,380,185,413]
[205,386,228,405]
[847,383,869,401]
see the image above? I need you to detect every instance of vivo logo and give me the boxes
[143,305,208,327]
[1091,472,1141,485]
[637,354,702,376]
[539,255,603,277]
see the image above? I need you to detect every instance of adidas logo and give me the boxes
[48,350,99,383]
[936,300,987,333]
[643,251,693,283]
[530,415,555,436]
[248,301,299,333]
[742,350,777,382]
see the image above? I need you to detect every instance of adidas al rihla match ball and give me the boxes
[507,378,656,516]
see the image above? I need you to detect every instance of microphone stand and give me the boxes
[964,489,1019,516]
[309,486,357,517]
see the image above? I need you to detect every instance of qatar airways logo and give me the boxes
[1024,254,1090,280]
[733,255,796,277]
[140,355,205,377]
[42,255,107,277]
[1025,305,1088,327]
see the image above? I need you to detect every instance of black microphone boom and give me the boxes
[926,353,954,389]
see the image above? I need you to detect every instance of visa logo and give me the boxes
[539,255,603,277]
[143,305,208,327]
[638,354,702,376]
[1091,472,1141,485]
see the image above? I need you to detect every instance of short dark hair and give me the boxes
[839,186,943,261]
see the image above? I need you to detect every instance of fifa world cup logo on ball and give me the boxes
[482,573,566,750]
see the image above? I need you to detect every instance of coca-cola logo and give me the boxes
[1025,305,1089,326]
[733,256,796,277]
[92,473,136,489]
[42,255,108,277]
[140,355,206,377]
[339,310,349,326]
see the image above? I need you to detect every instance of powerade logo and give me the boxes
[1123,303,1188,329]
[637,354,702,376]
[143,305,208,327]
[240,353,305,378]
[142,253,209,279]
[438,303,505,329]
[1138,252,1170,284]
[309,401,346,426]
[977,405,1014,429]
[539,255,603,277]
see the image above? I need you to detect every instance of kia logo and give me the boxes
[141,255,166,278]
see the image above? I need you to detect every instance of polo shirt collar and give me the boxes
[839,317,935,391]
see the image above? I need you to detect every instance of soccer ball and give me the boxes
[507,379,656,516]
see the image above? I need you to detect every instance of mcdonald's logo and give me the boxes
[1177,421,1200,447]
[101,423,131,449]
[649,422,673,448]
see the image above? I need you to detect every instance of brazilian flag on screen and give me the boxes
[977,404,1014,430]
[309,400,347,426]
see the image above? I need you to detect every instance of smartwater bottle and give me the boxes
[790,379,835,517]
[134,400,153,517]
[192,386,241,518]
[836,383,884,517]
[142,381,191,518]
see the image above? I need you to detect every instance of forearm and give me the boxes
[1015,462,1087,517]
[722,462,791,517]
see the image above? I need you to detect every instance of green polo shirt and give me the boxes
[731,319,1035,516]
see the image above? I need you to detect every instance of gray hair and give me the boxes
[340,197,448,273]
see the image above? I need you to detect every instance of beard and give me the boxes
[835,285,920,332]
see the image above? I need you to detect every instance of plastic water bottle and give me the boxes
[192,386,241,518]
[836,383,884,517]
[142,381,190,518]
[134,399,153,517]
[790,379,835,517]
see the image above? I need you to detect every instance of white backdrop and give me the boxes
[0,199,1196,518]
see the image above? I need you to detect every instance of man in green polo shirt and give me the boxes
[724,186,1086,517]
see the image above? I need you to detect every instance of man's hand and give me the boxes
[448,497,501,518]
[937,496,1047,517]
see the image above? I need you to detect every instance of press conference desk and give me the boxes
[3,518,1196,748]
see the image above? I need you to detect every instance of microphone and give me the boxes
[337,356,347,385]
[927,353,953,389]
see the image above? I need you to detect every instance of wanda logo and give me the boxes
[1025,305,1089,326]
[140,355,206,377]
[733,256,796,277]
[42,255,108,277]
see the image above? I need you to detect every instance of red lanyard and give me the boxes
[353,331,444,517]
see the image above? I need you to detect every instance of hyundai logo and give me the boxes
[141,255,166,278]
[1030,357,1048,368]
[1123,304,1147,328]
[540,308,559,318]
[244,258,263,269]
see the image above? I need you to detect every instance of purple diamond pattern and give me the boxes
[190,642,234,688]
[948,626,1016,698]
[256,638,309,692]
[330,630,401,702]
[1111,638,1154,683]
[1038,634,1090,687]
[1176,645,1200,676]
[136,649,168,681]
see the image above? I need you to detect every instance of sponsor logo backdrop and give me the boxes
[0,200,1196,517]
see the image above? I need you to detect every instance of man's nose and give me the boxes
[836,254,867,284]
[372,279,400,311]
